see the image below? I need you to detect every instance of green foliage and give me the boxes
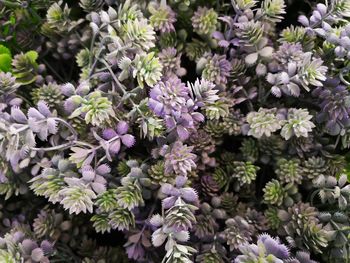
[0,45,12,72]
[262,0,286,23]
[12,50,39,84]
[115,181,144,210]
[69,91,116,126]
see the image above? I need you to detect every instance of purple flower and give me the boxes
[124,230,150,261]
[312,79,350,135]
[235,234,290,262]
[125,242,145,260]
[259,234,290,259]
[64,164,109,194]
[149,77,204,140]
[158,48,186,78]
[10,101,57,141]
[164,102,204,140]
[149,2,177,33]
[275,43,304,65]
[201,54,231,85]
[149,77,189,117]
[164,141,197,176]
[298,4,328,28]
[161,176,198,209]
[102,121,136,154]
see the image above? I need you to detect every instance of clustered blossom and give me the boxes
[59,182,97,214]
[246,108,285,138]
[235,234,290,262]
[191,7,218,35]
[158,47,186,78]
[313,80,350,135]
[69,90,116,126]
[149,76,205,140]
[164,141,197,176]
[201,54,231,85]
[281,108,315,140]
[1,0,350,262]
[148,2,177,33]
[149,77,188,117]
[267,48,328,97]
[132,52,163,88]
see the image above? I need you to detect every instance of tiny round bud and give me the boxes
[211,196,221,207]
[60,220,72,231]
[256,63,267,76]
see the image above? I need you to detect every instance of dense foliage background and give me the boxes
[0,0,350,262]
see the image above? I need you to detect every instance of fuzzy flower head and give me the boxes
[164,141,197,176]
[235,234,290,263]
[102,121,136,155]
[0,72,19,96]
[133,52,163,88]
[280,108,315,140]
[148,2,177,33]
[149,77,189,117]
[191,7,218,35]
[247,108,285,138]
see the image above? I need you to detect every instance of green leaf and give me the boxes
[0,54,12,72]
[15,77,36,85]
[69,108,83,119]
[0,45,11,56]
[3,25,10,36]
[9,15,16,25]
[25,50,38,62]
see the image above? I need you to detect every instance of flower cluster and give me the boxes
[0,0,350,262]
